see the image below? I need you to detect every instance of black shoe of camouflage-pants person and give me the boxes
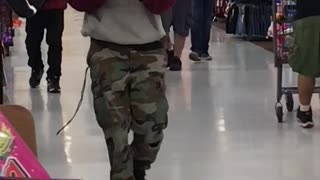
[87,39,169,180]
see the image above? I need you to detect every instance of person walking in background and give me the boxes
[161,0,192,71]
[288,0,320,129]
[67,0,174,179]
[26,0,66,93]
[189,0,215,61]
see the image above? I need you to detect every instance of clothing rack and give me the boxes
[225,0,272,40]
[215,0,228,18]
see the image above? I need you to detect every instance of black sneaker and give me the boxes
[47,78,61,93]
[134,169,146,180]
[297,107,314,129]
[169,56,182,71]
[166,50,174,68]
[189,52,201,61]
[29,69,44,88]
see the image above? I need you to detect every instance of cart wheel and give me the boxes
[285,92,294,112]
[276,104,283,123]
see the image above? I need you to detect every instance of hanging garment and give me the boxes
[234,3,272,40]
[215,0,228,17]
[226,3,239,34]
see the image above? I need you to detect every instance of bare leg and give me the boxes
[298,74,315,106]
[297,74,315,129]
[173,33,186,58]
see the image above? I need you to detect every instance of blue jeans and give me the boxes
[191,0,214,55]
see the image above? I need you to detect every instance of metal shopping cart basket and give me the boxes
[273,0,320,123]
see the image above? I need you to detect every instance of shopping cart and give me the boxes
[273,0,320,123]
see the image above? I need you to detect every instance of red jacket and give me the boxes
[68,0,106,13]
[42,0,67,10]
[143,0,176,15]
[68,0,175,14]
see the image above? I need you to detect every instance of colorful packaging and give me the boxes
[0,112,50,179]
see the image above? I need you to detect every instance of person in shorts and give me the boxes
[288,0,320,129]
[161,0,192,71]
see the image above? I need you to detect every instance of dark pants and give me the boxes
[25,10,64,80]
[191,0,214,55]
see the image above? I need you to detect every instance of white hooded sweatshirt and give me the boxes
[81,0,166,45]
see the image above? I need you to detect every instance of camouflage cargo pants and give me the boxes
[87,39,169,180]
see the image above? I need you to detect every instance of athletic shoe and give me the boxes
[201,53,213,61]
[189,52,201,61]
[29,69,43,88]
[47,78,61,93]
[166,50,174,68]
[297,106,314,129]
[169,56,182,71]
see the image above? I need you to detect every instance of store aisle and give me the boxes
[5,9,320,180]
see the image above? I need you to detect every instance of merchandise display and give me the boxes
[0,2,15,104]
[274,0,295,63]
[1,2,25,103]
[0,112,50,178]
[215,0,228,18]
[225,2,238,33]
[0,110,81,179]
[225,0,272,40]
[0,1,14,53]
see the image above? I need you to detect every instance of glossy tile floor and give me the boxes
[5,9,320,180]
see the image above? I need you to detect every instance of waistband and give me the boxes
[91,38,164,52]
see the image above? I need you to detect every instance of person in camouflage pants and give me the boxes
[87,39,169,180]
